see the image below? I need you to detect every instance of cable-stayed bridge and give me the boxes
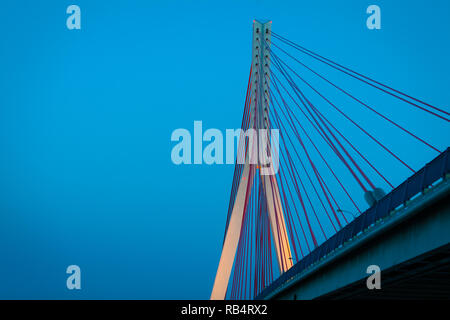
[211,20,450,300]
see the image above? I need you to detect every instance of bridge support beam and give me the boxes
[210,163,254,300]
[252,19,293,275]
[211,20,293,300]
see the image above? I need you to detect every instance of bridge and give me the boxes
[211,20,450,300]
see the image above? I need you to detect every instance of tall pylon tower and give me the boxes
[211,20,293,300]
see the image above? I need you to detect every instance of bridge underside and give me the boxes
[317,243,450,299]
[270,178,450,300]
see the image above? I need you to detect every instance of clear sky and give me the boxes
[0,0,449,299]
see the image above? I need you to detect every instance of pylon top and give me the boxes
[253,19,272,24]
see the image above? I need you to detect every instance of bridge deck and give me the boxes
[257,148,450,299]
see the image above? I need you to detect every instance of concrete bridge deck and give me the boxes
[257,149,450,300]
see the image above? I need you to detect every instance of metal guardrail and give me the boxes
[256,147,450,299]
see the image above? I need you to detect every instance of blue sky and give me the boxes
[0,0,448,299]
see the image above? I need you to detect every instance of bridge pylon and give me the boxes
[211,20,293,300]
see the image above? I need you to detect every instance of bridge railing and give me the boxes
[256,147,450,299]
